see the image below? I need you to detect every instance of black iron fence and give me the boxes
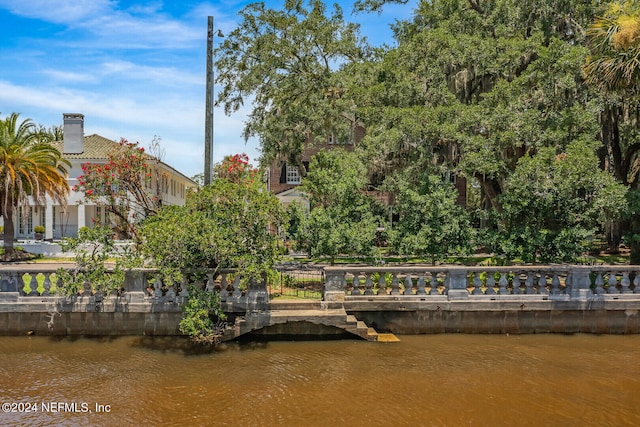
[269,264,325,299]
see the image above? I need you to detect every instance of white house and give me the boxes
[4,113,196,240]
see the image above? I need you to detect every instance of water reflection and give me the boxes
[1,334,639,426]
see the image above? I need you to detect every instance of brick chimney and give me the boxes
[63,113,84,154]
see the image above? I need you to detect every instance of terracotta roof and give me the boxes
[51,134,195,183]
[50,134,130,159]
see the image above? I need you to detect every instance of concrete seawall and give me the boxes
[354,309,640,334]
[1,265,640,337]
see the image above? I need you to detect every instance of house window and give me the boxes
[328,134,334,145]
[442,171,456,185]
[19,207,33,235]
[286,164,301,184]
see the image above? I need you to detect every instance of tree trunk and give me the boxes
[477,175,504,213]
[600,105,626,249]
[2,207,15,261]
[630,241,640,265]
[601,104,625,184]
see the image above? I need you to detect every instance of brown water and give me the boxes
[1,334,639,427]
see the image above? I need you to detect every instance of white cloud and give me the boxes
[99,60,202,86]
[0,0,202,50]
[0,0,114,24]
[40,69,100,84]
[0,79,259,178]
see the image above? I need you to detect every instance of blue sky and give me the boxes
[0,0,417,178]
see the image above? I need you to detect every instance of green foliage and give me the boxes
[623,188,640,264]
[284,201,306,241]
[388,174,474,263]
[584,1,640,93]
[179,284,227,344]
[211,0,640,263]
[34,225,45,233]
[296,149,382,263]
[0,112,70,260]
[140,169,284,343]
[215,0,369,164]
[499,139,628,262]
[55,226,141,297]
[140,176,285,282]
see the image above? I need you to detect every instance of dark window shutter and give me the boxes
[279,163,287,184]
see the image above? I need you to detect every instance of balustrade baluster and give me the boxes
[416,274,427,295]
[564,272,572,295]
[18,274,28,296]
[377,273,386,295]
[179,276,189,302]
[83,279,93,298]
[550,273,561,295]
[621,272,632,294]
[498,273,508,295]
[42,273,52,296]
[229,275,240,297]
[352,275,361,295]
[607,272,619,294]
[472,272,482,295]
[219,274,229,301]
[486,274,497,295]
[595,272,605,295]
[205,272,215,293]
[153,277,163,299]
[443,273,451,295]
[634,272,640,294]
[512,273,521,294]
[364,273,374,295]
[219,273,227,292]
[166,281,176,303]
[29,274,39,296]
[390,273,400,295]
[525,272,535,294]
[538,273,548,295]
[430,275,439,295]
[403,274,413,295]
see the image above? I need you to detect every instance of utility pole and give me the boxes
[204,16,214,185]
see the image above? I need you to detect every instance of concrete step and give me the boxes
[268,309,348,319]
[269,300,325,310]
[224,305,399,343]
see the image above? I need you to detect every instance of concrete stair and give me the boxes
[222,300,398,342]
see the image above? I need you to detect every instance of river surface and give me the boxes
[0,334,639,426]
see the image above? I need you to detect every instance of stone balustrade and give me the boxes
[2,264,640,336]
[3,265,640,306]
[324,265,640,303]
[0,267,268,314]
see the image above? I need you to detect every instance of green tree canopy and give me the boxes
[140,176,284,280]
[499,138,627,262]
[296,149,383,263]
[388,173,474,263]
[214,0,369,166]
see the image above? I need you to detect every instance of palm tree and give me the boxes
[584,2,640,186]
[584,1,640,93]
[0,113,70,260]
[583,2,640,259]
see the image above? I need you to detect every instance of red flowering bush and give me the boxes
[73,138,162,239]
[213,153,259,184]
